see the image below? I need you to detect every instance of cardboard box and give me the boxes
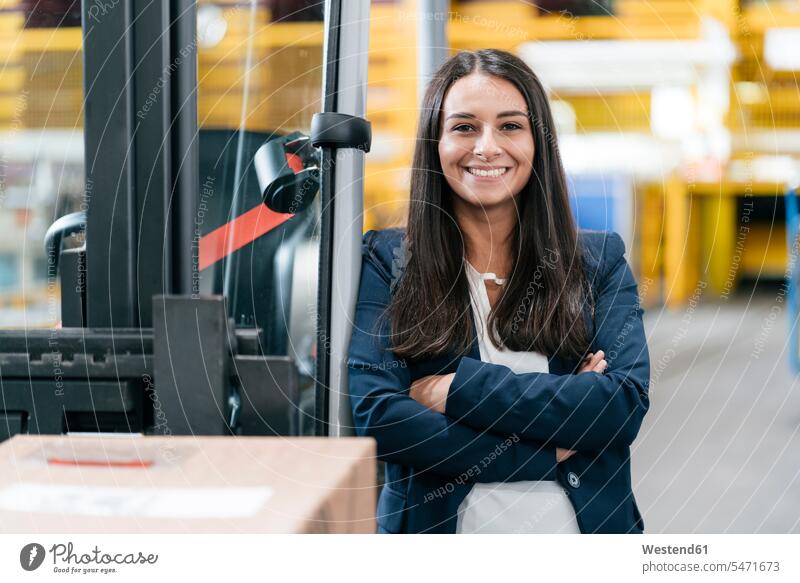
[0,435,376,533]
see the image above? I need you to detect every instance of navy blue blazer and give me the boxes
[347,227,650,533]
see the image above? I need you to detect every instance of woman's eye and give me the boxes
[450,122,522,133]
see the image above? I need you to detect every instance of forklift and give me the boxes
[0,0,379,443]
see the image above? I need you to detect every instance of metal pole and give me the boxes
[315,0,371,436]
[416,0,449,104]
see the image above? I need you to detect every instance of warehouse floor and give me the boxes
[633,285,800,533]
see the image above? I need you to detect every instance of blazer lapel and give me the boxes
[549,299,595,374]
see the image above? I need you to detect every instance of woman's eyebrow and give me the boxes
[444,110,528,121]
[445,112,477,121]
[497,110,528,118]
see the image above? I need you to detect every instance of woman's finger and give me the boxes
[588,351,603,368]
[578,350,607,373]
[578,351,599,373]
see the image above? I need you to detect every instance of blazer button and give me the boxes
[567,472,580,488]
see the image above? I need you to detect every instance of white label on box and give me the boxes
[0,482,272,519]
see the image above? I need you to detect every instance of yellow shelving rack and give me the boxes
[730,3,800,137]
[362,0,418,231]
[0,4,24,130]
[196,1,324,133]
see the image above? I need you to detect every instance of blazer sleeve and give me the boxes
[347,232,560,483]
[444,232,651,451]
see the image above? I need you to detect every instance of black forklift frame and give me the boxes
[83,0,197,327]
[313,0,341,437]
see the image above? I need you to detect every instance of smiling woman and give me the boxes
[347,49,650,534]
[390,49,592,362]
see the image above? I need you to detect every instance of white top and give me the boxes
[455,261,580,534]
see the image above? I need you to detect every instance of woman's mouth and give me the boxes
[463,166,510,179]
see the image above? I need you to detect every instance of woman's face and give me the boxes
[437,73,535,211]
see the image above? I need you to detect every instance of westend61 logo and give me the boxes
[20,542,158,574]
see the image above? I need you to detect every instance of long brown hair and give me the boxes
[388,49,592,360]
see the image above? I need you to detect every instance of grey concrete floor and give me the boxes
[633,284,800,533]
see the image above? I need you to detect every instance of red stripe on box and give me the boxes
[47,458,154,468]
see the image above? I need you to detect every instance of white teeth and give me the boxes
[466,167,507,178]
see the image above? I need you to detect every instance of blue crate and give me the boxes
[567,173,634,249]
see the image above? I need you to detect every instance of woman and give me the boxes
[347,49,650,534]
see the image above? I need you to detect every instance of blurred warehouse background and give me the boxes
[0,0,799,532]
[3,0,800,317]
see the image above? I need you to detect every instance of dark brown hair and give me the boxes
[387,49,592,360]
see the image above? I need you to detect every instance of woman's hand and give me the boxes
[578,350,607,374]
[409,373,455,414]
[556,448,576,462]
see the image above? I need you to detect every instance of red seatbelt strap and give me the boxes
[198,152,303,271]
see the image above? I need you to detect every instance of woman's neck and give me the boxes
[453,198,516,277]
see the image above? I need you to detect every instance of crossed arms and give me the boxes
[347,232,650,482]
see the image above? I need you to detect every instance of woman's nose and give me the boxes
[473,126,502,160]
